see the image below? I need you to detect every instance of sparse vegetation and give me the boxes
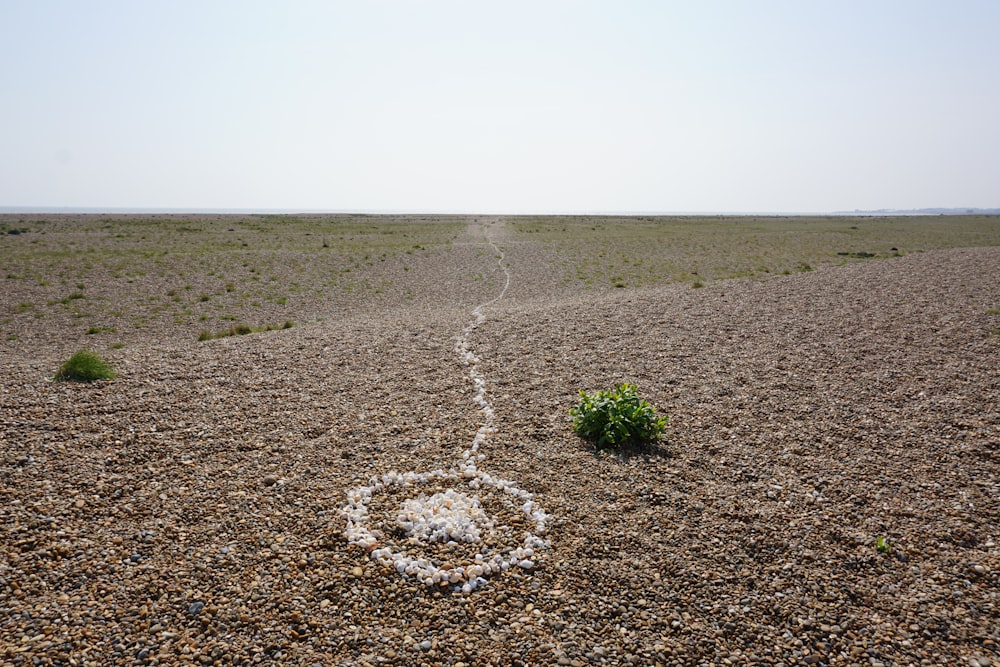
[509,215,1000,290]
[197,321,294,341]
[2,214,998,348]
[54,350,116,382]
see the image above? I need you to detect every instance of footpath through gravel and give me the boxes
[1,220,998,666]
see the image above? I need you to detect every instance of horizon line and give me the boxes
[3,206,998,217]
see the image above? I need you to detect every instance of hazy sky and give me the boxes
[2,1,998,213]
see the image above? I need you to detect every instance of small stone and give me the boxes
[187,601,205,616]
[971,564,986,575]
[263,475,278,486]
[351,566,364,577]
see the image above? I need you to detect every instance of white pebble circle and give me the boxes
[344,465,549,593]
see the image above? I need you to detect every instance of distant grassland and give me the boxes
[0,214,466,342]
[0,214,463,281]
[509,215,1000,289]
[1,213,998,347]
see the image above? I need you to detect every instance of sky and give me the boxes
[1,1,999,214]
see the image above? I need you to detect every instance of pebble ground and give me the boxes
[1,218,998,666]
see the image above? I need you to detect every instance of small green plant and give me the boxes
[55,350,116,382]
[570,383,668,450]
[875,536,891,553]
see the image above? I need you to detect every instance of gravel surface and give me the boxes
[1,219,998,666]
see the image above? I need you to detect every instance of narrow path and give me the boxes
[340,219,549,594]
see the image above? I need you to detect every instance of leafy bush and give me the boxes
[569,383,667,450]
[55,350,116,382]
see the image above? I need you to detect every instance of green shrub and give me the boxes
[569,383,667,450]
[55,350,116,382]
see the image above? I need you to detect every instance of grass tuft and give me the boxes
[197,320,294,341]
[55,350,116,382]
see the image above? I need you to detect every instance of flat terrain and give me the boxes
[1,214,998,666]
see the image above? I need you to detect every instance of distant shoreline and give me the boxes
[1,206,998,216]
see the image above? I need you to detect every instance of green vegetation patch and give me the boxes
[55,350,117,382]
[570,383,668,451]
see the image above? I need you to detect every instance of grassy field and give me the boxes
[508,214,1000,289]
